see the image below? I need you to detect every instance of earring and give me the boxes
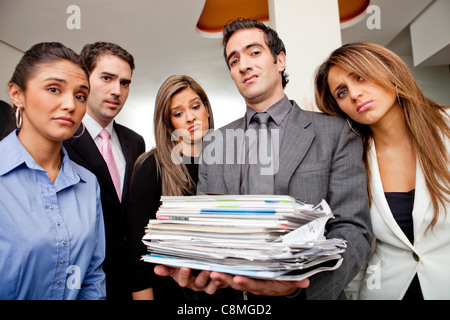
[15,107,23,129]
[347,117,361,137]
[72,122,85,138]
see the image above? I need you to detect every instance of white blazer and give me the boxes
[355,137,450,299]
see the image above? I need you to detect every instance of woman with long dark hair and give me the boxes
[0,42,105,299]
[127,75,214,300]
[315,42,450,299]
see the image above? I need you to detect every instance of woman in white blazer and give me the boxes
[314,42,450,299]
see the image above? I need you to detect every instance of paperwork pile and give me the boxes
[141,195,346,280]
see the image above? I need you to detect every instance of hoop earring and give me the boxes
[72,122,85,138]
[15,108,23,129]
[347,117,361,137]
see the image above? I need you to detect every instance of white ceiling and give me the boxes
[0,0,440,148]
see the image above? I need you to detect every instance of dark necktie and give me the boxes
[248,112,274,194]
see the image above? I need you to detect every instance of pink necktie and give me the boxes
[99,129,121,202]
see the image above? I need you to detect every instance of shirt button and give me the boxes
[61,240,67,245]
[57,281,61,285]
[50,205,55,210]
[56,222,61,226]
[61,260,65,264]
[412,252,420,262]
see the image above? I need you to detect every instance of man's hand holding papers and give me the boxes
[154,265,310,296]
[209,272,310,296]
[154,266,223,295]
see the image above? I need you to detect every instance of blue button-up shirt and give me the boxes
[0,130,106,299]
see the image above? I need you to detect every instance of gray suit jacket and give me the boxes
[197,100,372,299]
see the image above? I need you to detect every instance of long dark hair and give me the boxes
[135,75,214,196]
[9,42,87,95]
[315,42,450,231]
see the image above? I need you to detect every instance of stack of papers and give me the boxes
[141,195,346,281]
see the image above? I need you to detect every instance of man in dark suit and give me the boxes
[155,18,371,300]
[64,42,145,300]
[0,100,15,140]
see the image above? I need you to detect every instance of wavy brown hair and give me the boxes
[135,75,214,196]
[315,42,450,232]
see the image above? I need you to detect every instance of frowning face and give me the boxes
[225,28,286,110]
[86,54,132,127]
[327,65,399,126]
[10,60,89,142]
[170,87,210,148]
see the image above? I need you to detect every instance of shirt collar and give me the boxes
[0,129,86,188]
[245,95,292,127]
[0,130,36,176]
[83,113,114,140]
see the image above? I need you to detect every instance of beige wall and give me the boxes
[0,41,22,105]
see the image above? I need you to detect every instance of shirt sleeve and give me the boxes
[77,180,107,300]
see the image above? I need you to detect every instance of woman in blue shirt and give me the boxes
[0,42,106,299]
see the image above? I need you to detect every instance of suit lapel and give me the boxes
[412,161,432,243]
[275,103,314,195]
[369,143,414,249]
[114,122,132,200]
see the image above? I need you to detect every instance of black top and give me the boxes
[126,152,198,299]
[385,189,423,300]
[385,190,415,244]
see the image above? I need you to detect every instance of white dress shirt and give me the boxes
[82,114,126,198]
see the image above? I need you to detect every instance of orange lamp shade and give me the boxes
[196,0,269,34]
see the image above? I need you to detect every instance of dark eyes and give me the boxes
[102,76,130,88]
[76,94,87,102]
[230,50,261,67]
[48,87,87,102]
[48,87,60,94]
[172,105,201,118]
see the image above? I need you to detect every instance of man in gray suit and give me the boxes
[156,18,371,300]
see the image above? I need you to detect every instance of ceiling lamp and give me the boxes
[196,0,269,38]
[338,0,371,29]
[196,0,371,37]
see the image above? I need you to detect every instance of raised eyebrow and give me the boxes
[100,71,131,85]
[332,72,355,95]
[44,77,67,84]
[190,96,201,103]
[100,71,117,78]
[226,50,238,65]
[227,42,264,65]
[332,83,344,96]
[45,78,89,92]
[79,84,90,92]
